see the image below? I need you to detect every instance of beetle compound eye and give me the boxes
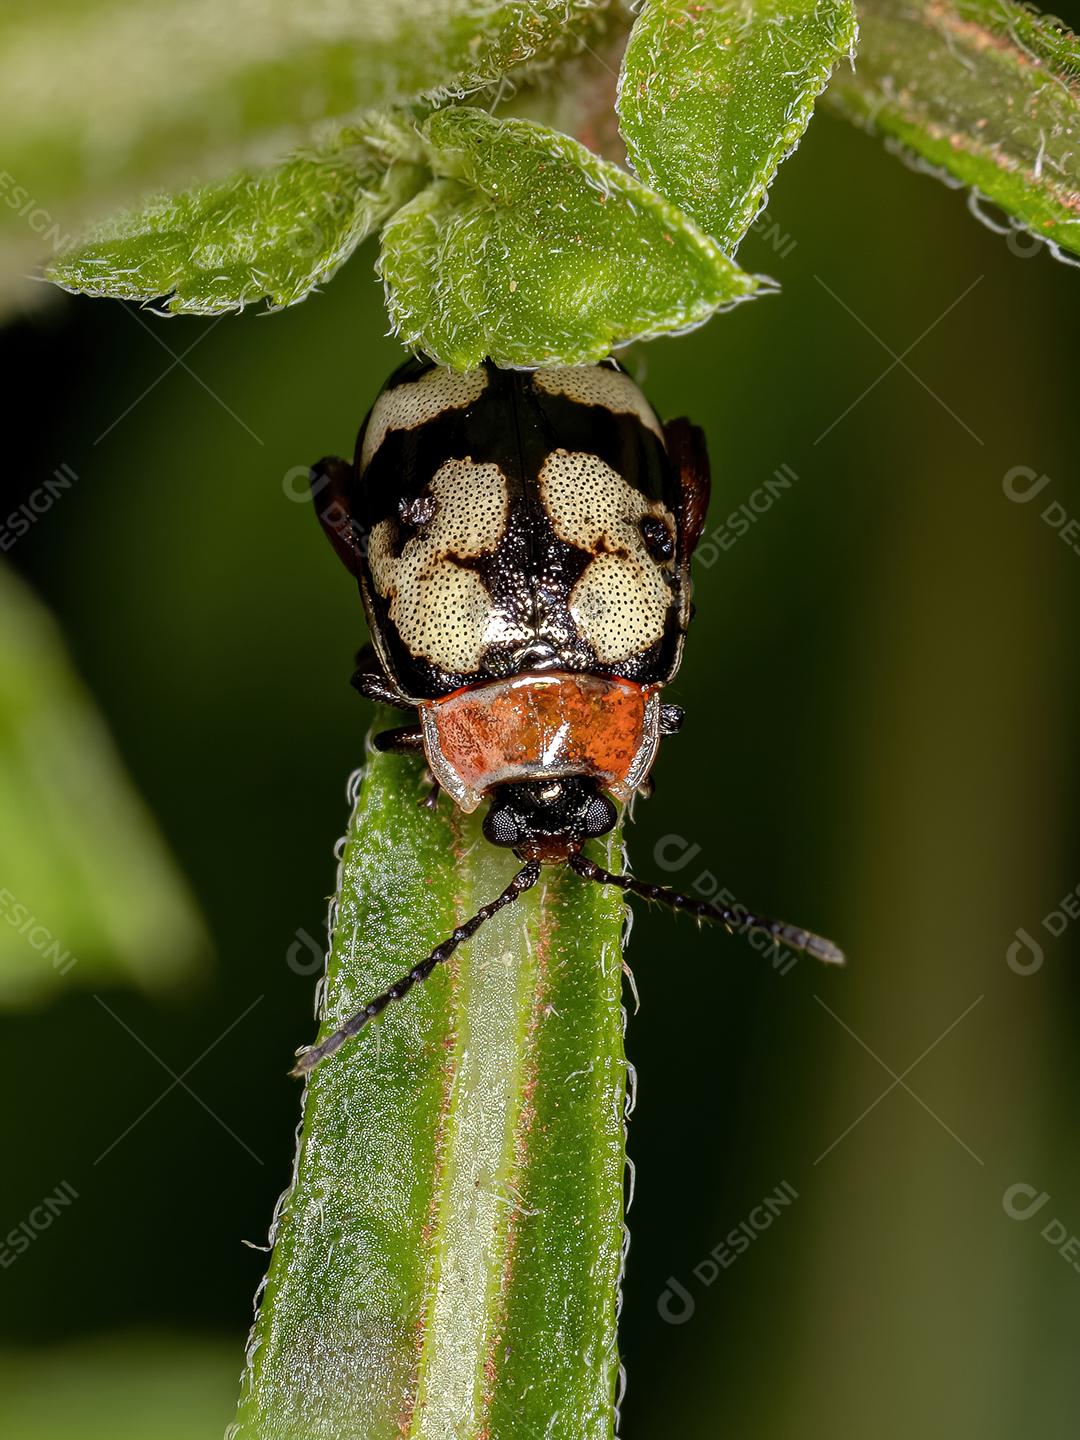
[484,807,522,848]
[299,358,847,1084]
[639,515,675,563]
[584,794,617,837]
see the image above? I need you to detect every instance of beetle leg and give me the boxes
[372,725,424,755]
[371,723,439,806]
[663,418,712,560]
[659,702,684,735]
[351,644,413,710]
[310,456,364,574]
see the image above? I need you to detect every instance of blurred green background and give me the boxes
[3,102,1080,1438]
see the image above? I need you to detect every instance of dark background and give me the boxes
[2,104,1079,1437]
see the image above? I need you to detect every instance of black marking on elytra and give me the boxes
[399,493,437,528]
[297,362,848,1077]
[349,360,690,701]
[640,514,676,563]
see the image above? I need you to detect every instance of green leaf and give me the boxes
[46,116,427,314]
[0,0,604,234]
[495,24,634,163]
[379,106,759,369]
[233,728,627,1439]
[827,0,1080,261]
[0,564,207,1007]
[617,0,859,252]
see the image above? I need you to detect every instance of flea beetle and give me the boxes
[293,359,842,1075]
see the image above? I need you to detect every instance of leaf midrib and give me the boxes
[409,828,541,1438]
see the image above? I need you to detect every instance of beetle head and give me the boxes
[482,777,617,863]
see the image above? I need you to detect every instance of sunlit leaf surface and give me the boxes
[618,0,858,253]
[380,106,758,368]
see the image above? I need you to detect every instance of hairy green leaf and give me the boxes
[0,564,206,1007]
[46,117,427,314]
[827,0,1080,261]
[496,24,632,163]
[233,731,628,1439]
[0,0,609,232]
[379,106,758,368]
[618,0,859,253]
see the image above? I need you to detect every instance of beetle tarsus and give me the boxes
[567,853,844,966]
[352,645,414,710]
[302,359,847,1075]
[291,860,542,1076]
[659,703,685,735]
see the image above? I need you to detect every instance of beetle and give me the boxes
[292,358,842,1075]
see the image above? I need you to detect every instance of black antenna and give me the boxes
[568,853,844,966]
[291,860,542,1077]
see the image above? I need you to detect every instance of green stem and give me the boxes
[232,718,628,1439]
[827,0,1080,260]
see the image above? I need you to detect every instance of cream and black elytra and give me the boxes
[293,358,843,1076]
